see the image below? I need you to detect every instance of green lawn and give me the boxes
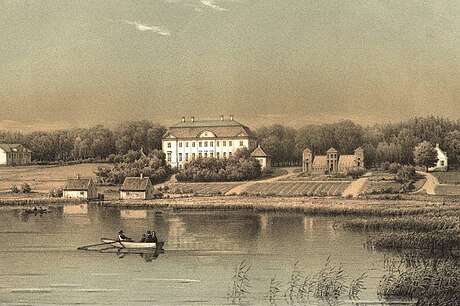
[431,172,460,185]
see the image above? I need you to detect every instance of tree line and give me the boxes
[0,121,166,162]
[1,116,459,169]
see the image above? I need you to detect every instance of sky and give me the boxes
[0,0,459,131]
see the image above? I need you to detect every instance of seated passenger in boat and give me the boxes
[152,231,158,243]
[118,230,132,241]
[140,234,147,242]
[145,231,154,242]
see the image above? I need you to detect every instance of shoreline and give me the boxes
[0,194,456,216]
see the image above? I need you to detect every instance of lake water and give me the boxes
[0,204,401,305]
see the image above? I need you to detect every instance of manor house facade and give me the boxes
[303,147,364,174]
[162,116,258,168]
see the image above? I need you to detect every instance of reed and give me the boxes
[343,216,459,232]
[227,260,251,304]
[267,276,282,304]
[378,258,460,305]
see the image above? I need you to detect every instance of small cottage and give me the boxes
[0,143,32,166]
[63,176,97,200]
[120,175,155,200]
[251,145,272,171]
[428,144,448,172]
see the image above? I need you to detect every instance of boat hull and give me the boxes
[101,238,161,249]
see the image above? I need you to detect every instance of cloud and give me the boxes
[200,0,228,11]
[121,20,171,36]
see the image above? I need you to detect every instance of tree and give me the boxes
[413,141,438,172]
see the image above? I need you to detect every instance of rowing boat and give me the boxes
[100,238,162,249]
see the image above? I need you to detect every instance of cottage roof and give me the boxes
[251,146,270,157]
[121,177,151,191]
[164,119,255,139]
[0,143,32,153]
[338,155,356,168]
[64,178,92,191]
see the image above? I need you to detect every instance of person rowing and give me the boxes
[118,230,132,242]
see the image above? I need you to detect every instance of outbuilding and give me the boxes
[63,176,97,200]
[0,144,32,166]
[120,175,155,200]
[251,145,272,171]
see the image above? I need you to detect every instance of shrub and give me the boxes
[381,161,391,171]
[20,183,31,193]
[346,167,367,179]
[11,185,19,193]
[388,163,402,174]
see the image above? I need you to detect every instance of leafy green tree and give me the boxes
[413,141,438,172]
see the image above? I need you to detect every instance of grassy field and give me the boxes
[166,182,241,195]
[435,185,460,196]
[0,164,104,193]
[243,181,350,196]
[431,171,460,184]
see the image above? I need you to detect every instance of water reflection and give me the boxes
[120,210,147,219]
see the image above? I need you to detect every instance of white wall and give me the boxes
[163,137,254,168]
[63,190,88,199]
[0,149,6,165]
[120,191,146,200]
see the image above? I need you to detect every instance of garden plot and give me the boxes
[244,181,350,197]
[168,182,241,195]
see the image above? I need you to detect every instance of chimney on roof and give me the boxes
[220,115,224,121]
[140,173,144,179]
[76,174,80,179]
[181,117,185,122]
[191,117,195,122]
[230,115,234,121]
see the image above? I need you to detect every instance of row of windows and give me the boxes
[8,153,28,159]
[166,151,233,162]
[167,140,244,148]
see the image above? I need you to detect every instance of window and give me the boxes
[185,142,189,147]
[210,152,213,158]
[223,141,226,146]
[199,153,202,158]
[204,152,208,158]
[179,153,182,161]
[192,153,196,160]
[239,141,244,147]
[179,142,182,148]
[217,141,220,146]
[185,153,189,161]
[199,142,202,147]
[229,152,232,157]
[167,152,172,162]
[210,141,214,147]
[192,142,196,147]
[441,161,445,166]
[223,152,227,158]
[204,141,208,147]
[80,191,85,195]
[217,152,220,159]
[229,141,233,146]
[167,142,171,148]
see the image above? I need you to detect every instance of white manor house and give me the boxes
[162,116,258,168]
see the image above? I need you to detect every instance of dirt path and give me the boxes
[224,167,297,195]
[417,171,439,195]
[341,173,370,198]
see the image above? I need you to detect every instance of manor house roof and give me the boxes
[164,118,255,139]
[0,143,32,153]
[338,155,356,168]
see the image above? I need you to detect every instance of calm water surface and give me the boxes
[0,204,397,305]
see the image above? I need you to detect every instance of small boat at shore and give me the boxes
[100,238,163,249]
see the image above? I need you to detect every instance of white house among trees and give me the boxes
[162,116,257,168]
[428,144,448,172]
[119,175,155,200]
[0,144,32,166]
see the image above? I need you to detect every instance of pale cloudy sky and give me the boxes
[0,0,459,131]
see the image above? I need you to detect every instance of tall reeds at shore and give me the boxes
[378,257,460,306]
[227,260,251,304]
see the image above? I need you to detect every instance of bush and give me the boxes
[388,163,402,174]
[176,148,262,182]
[346,167,367,179]
[11,185,19,193]
[381,161,391,171]
[49,187,63,198]
[20,182,32,193]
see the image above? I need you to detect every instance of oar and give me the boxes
[77,241,113,250]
